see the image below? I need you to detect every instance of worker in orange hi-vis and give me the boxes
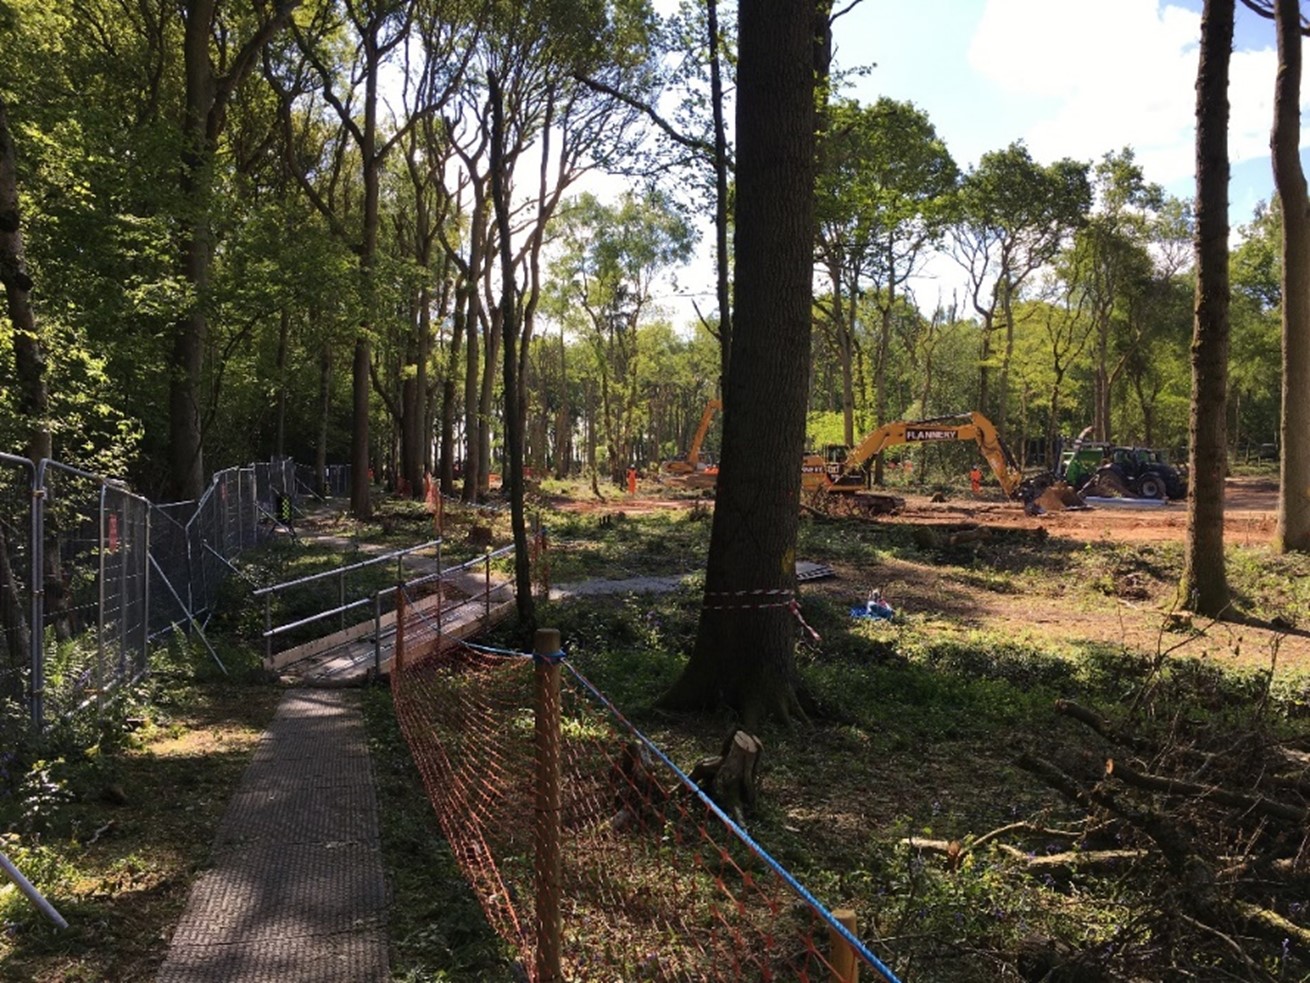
[627,466,637,496]
[969,465,983,496]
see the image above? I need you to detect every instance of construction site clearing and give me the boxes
[563,475,1279,548]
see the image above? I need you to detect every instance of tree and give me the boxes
[1179,0,1233,616]
[552,191,693,482]
[1272,0,1310,551]
[661,0,817,726]
[815,98,955,479]
[0,96,50,464]
[949,143,1090,434]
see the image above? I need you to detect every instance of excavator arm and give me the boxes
[663,399,722,475]
[815,411,1025,499]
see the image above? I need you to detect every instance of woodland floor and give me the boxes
[550,475,1310,675]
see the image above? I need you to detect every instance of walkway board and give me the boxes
[270,571,516,685]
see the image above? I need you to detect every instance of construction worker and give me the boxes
[626,465,637,496]
[969,465,983,496]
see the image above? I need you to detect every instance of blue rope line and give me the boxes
[562,662,903,983]
[410,632,901,981]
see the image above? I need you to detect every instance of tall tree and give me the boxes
[0,96,50,464]
[949,143,1089,434]
[171,0,297,499]
[1272,0,1310,551]
[1180,0,1233,616]
[661,0,817,726]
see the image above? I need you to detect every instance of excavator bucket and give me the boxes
[1030,480,1084,512]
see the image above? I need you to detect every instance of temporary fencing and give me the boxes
[390,628,901,982]
[1,456,298,732]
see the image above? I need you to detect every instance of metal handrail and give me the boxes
[252,539,442,597]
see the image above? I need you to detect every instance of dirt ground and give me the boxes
[555,476,1310,678]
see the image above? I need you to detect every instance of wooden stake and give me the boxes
[829,908,858,983]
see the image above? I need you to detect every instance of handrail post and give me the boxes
[483,549,491,622]
[828,908,859,982]
[533,628,563,983]
[393,586,407,672]
[373,591,383,672]
[264,595,272,665]
[338,570,346,631]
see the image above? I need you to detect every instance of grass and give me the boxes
[4,489,1309,981]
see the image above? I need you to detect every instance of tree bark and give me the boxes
[1274,0,1310,552]
[0,96,51,464]
[661,0,817,727]
[1180,0,1233,616]
[489,71,535,626]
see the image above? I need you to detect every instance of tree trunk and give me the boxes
[462,295,482,501]
[274,308,290,458]
[316,340,331,495]
[489,72,535,625]
[441,283,468,495]
[708,0,733,390]
[1180,0,1233,616]
[1274,0,1310,552]
[0,96,51,464]
[661,0,817,727]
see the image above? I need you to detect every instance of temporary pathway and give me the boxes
[156,689,389,983]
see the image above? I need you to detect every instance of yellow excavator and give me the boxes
[801,411,1029,514]
[662,399,722,485]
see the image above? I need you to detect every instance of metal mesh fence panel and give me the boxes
[0,454,35,731]
[39,463,127,723]
[101,484,150,687]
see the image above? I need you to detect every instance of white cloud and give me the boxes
[966,0,1285,185]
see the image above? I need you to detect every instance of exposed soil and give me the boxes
[549,476,1310,677]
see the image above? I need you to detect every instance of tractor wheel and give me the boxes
[1136,474,1166,500]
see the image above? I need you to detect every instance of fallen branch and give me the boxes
[1110,761,1308,825]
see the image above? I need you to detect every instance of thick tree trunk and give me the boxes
[709,0,732,389]
[1274,0,1310,552]
[275,308,290,458]
[0,96,51,464]
[441,283,468,496]
[1180,0,1233,616]
[351,336,372,513]
[462,300,481,501]
[170,0,216,501]
[662,0,817,727]
[316,341,331,495]
[489,73,535,625]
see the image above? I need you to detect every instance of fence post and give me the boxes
[393,586,406,672]
[30,464,45,731]
[828,908,859,983]
[533,628,563,983]
[483,549,491,623]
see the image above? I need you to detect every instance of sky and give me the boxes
[658,0,1303,323]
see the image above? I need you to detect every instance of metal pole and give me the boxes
[141,505,151,676]
[30,463,45,731]
[97,483,107,707]
[339,570,346,631]
[0,850,68,930]
[373,592,383,672]
[484,550,491,623]
[264,595,273,665]
[118,497,128,682]
[533,628,563,983]
[393,587,407,672]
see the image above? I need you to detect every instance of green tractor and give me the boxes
[1058,442,1187,501]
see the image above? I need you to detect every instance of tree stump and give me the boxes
[690,730,763,825]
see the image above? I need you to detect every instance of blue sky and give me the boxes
[836,0,1293,227]
[653,0,1303,323]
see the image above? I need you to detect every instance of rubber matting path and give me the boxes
[156,689,389,982]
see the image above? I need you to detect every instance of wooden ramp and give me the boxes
[269,569,516,685]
